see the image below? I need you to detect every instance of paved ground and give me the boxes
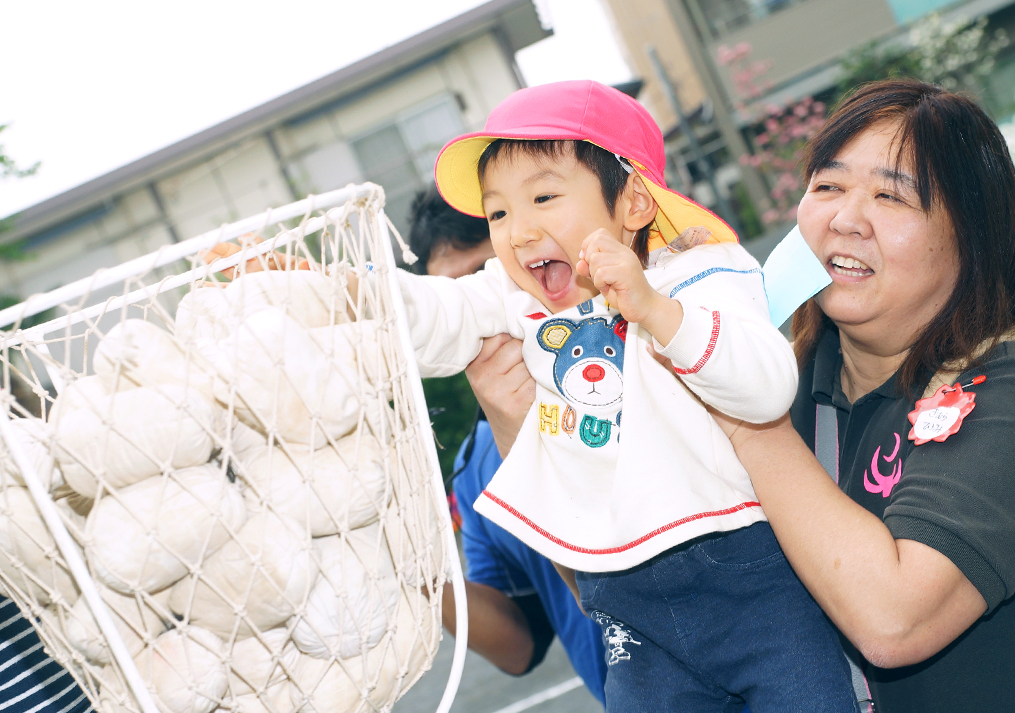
[394,629,603,713]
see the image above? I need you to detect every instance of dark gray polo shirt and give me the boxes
[790,329,1015,713]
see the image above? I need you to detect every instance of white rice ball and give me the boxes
[382,496,445,590]
[238,433,389,536]
[212,309,366,447]
[227,628,300,696]
[88,464,247,594]
[0,486,79,605]
[51,385,217,499]
[228,680,294,713]
[93,319,216,400]
[288,594,437,713]
[289,525,399,660]
[168,512,317,640]
[134,627,228,713]
[222,271,348,331]
[64,586,170,665]
[0,417,62,492]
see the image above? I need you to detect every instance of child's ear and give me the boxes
[622,175,659,232]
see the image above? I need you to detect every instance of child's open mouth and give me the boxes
[528,259,573,299]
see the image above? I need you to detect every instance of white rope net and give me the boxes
[0,184,450,713]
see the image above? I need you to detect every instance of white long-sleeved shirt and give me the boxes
[398,242,797,571]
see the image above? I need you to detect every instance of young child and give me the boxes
[398,81,858,712]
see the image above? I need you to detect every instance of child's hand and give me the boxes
[577,230,662,324]
[198,234,310,280]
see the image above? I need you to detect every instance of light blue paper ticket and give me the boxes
[762,225,832,327]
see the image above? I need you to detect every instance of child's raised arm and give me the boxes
[396,263,516,379]
[650,242,797,424]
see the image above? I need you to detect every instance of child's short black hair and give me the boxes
[477,139,652,262]
[408,186,491,275]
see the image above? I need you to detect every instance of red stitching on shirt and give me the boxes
[673,310,720,375]
[479,490,761,554]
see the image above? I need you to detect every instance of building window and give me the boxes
[691,0,804,38]
[351,95,466,235]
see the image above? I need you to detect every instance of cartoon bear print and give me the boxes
[537,313,628,408]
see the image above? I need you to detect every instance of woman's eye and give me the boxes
[878,192,903,203]
[488,210,506,221]
[535,194,555,204]
[814,184,837,192]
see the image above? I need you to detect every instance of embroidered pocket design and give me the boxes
[592,611,642,665]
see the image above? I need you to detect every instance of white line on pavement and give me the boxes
[488,677,584,713]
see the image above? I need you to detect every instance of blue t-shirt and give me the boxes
[453,420,607,704]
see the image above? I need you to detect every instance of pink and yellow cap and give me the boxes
[434,80,738,247]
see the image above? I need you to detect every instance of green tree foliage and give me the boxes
[1,122,41,303]
[0,124,39,182]
[1,123,41,239]
[422,372,479,486]
[836,13,1010,105]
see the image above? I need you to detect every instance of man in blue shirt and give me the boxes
[409,187,607,703]
[451,418,608,702]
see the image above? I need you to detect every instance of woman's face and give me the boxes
[797,121,959,353]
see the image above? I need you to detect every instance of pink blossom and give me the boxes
[762,209,780,224]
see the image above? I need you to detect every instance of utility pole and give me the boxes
[648,46,742,236]
[662,0,771,215]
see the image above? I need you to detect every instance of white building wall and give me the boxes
[9,188,176,298]
[3,29,522,302]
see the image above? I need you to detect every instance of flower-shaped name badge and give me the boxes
[908,376,985,445]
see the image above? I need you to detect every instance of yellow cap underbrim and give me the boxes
[635,167,739,245]
[435,137,739,246]
[435,135,503,217]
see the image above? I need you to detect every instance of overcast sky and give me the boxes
[0,0,632,219]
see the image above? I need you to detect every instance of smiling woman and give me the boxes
[719,79,1015,713]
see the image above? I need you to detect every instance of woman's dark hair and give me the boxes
[408,186,491,275]
[793,78,1015,395]
[477,139,653,263]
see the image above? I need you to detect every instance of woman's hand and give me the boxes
[465,334,535,458]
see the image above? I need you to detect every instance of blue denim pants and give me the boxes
[576,522,859,713]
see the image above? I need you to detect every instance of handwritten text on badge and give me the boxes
[908,379,981,446]
[911,406,961,441]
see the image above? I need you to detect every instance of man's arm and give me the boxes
[441,581,535,675]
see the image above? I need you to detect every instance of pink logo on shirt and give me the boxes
[864,432,901,498]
